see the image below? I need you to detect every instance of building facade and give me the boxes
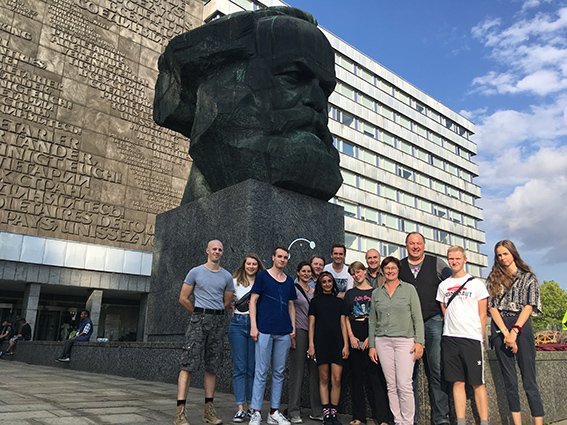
[0,0,486,342]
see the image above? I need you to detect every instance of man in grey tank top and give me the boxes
[175,240,235,425]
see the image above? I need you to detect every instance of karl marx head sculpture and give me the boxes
[153,7,343,202]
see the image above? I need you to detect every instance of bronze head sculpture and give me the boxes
[154,7,343,202]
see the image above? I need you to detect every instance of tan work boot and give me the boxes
[203,402,222,425]
[174,404,190,425]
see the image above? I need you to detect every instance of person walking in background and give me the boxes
[398,232,451,425]
[436,246,489,425]
[487,240,544,425]
[229,254,265,423]
[288,261,322,423]
[344,262,392,425]
[308,272,349,425]
[249,247,296,425]
[369,257,424,425]
[56,310,93,362]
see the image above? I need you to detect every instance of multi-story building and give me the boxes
[204,0,488,273]
[0,0,486,343]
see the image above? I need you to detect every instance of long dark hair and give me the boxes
[314,271,338,296]
[487,240,532,297]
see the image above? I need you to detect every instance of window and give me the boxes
[447,186,460,199]
[381,185,397,201]
[380,157,396,173]
[361,206,379,223]
[336,82,355,100]
[449,210,462,224]
[341,140,356,157]
[444,117,454,130]
[381,213,398,229]
[430,132,442,146]
[414,123,427,138]
[416,198,432,213]
[462,193,474,205]
[446,163,458,176]
[360,148,377,165]
[360,236,380,252]
[361,121,377,138]
[460,170,472,183]
[399,140,413,155]
[432,156,444,169]
[337,199,357,218]
[397,114,411,130]
[437,230,450,244]
[345,232,359,250]
[432,180,446,193]
[342,170,357,187]
[467,264,481,276]
[382,131,395,147]
[415,102,426,114]
[382,243,401,257]
[360,176,378,193]
[415,173,430,187]
[453,235,464,247]
[379,79,394,95]
[397,166,414,180]
[340,111,356,128]
[429,109,440,123]
[336,54,355,72]
[421,225,434,240]
[360,93,375,110]
[358,67,374,84]
[467,240,479,252]
[381,105,394,121]
[459,149,471,160]
[415,148,430,163]
[433,205,447,218]
[395,90,410,105]
[464,215,476,227]
[399,192,415,207]
[401,219,418,232]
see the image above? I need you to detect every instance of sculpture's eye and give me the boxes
[275,69,303,86]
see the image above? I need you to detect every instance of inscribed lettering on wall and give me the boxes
[0,0,200,250]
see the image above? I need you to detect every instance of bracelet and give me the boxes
[511,324,522,334]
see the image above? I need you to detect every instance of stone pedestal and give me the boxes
[146,179,344,341]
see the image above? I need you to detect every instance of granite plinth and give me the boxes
[145,179,344,341]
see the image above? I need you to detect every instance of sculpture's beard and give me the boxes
[188,87,342,201]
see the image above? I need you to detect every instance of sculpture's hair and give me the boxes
[487,240,532,297]
[233,253,265,287]
[153,7,319,136]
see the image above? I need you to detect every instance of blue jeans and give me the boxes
[228,314,255,405]
[251,332,291,411]
[413,314,449,424]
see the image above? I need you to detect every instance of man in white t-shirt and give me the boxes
[323,243,353,297]
[436,246,489,425]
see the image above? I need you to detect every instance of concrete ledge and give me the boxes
[6,341,567,424]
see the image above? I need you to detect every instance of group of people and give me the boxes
[0,317,31,357]
[173,234,545,425]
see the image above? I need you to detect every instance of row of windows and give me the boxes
[344,232,483,276]
[338,171,478,228]
[336,199,480,251]
[335,136,476,207]
[332,84,473,162]
[335,53,472,142]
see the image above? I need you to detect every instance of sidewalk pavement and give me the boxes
[0,360,339,425]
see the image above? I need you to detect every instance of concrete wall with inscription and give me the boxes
[0,0,201,252]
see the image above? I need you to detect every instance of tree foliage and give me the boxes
[532,280,567,331]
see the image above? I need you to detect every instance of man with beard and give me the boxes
[153,7,342,202]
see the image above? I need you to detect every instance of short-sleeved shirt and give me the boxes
[252,270,297,335]
[488,270,541,314]
[323,263,354,294]
[344,287,373,321]
[184,264,234,310]
[436,274,489,342]
[294,285,314,331]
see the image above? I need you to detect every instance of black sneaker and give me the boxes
[233,410,247,423]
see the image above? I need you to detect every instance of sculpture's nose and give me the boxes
[302,80,326,113]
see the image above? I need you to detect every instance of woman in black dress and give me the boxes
[308,272,349,425]
[344,261,392,425]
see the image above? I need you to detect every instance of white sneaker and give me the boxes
[268,411,290,425]
[249,411,262,425]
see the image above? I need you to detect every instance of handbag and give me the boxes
[234,291,251,313]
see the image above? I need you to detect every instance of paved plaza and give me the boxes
[0,360,338,425]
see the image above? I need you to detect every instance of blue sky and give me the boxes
[287,0,567,289]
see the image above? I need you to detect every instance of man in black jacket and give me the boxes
[0,318,31,356]
[399,233,451,425]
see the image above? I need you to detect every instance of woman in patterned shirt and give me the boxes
[487,240,544,425]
